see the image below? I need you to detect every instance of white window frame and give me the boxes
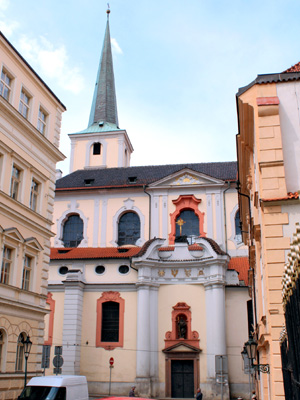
[0,67,12,101]
[10,164,22,201]
[22,255,32,291]
[30,178,39,212]
[37,106,48,135]
[0,246,13,285]
[19,87,31,120]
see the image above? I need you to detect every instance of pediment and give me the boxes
[149,168,224,188]
[25,237,43,251]
[3,227,24,242]
[163,342,201,353]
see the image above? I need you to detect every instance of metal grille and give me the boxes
[101,301,119,342]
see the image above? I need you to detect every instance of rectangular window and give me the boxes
[101,302,120,342]
[30,179,39,211]
[37,107,47,135]
[22,256,31,291]
[10,165,21,200]
[19,89,30,119]
[1,247,12,285]
[0,68,12,101]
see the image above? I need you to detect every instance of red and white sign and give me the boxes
[109,357,114,366]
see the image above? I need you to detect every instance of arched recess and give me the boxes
[85,138,107,168]
[0,328,7,372]
[164,302,200,348]
[96,291,125,350]
[229,204,243,246]
[54,208,88,248]
[111,198,145,246]
[169,195,205,244]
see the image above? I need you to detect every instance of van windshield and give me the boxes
[19,386,66,400]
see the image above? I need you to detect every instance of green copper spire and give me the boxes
[88,8,119,128]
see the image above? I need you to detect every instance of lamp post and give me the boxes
[245,338,270,374]
[22,335,32,389]
[241,345,252,400]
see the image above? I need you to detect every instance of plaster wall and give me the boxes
[80,290,137,382]
[158,284,207,383]
[277,81,300,193]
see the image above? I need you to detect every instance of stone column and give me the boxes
[136,283,151,396]
[62,270,84,375]
[149,285,159,396]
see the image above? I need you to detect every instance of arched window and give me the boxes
[62,214,83,248]
[101,301,120,342]
[93,142,101,155]
[15,332,26,371]
[175,210,199,238]
[118,212,140,246]
[235,210,242,237]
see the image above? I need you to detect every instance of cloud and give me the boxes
[0,0,19,36]
[0,0,9,11]
[18,35,85,95]
[111,38,123,55]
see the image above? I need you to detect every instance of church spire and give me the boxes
[88,8,119,128]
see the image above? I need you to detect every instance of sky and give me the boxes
[1,0,300,176]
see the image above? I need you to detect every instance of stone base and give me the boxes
[135,377,151,398]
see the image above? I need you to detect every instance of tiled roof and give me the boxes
[228,257,249,285]
[56,162,237,190]
[283,62,300,73]
[261,192,299,202]
[50,247,141,260]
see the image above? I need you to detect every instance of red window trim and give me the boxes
[44,292,55,346]
[169,195,206,244]
[96,291,125,350]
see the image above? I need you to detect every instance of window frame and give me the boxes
[19,87,31,120]
[0,67,13,101]
[22,255,32,291]
[10,164,22,201]
[1,246,13,285]
[62,214,84,248]
[37,106,48,135]
[118,211,141,246]
[96,291,125,350]
[30,178,40,212]
[15,332,26,372]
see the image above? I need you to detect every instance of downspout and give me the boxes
[223,181,231,254]
[143,185,151,240]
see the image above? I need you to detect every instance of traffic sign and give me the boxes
[53,355,64,368]
[109,357,114,366]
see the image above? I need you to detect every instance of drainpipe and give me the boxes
[143,185,151,240]
[223,181,231,254]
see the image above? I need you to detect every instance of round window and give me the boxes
[95,265,105,275]
[59,266,68,275]
[119,265,129,274]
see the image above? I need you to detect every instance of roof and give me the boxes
[88,10,119,128]
[51,247,141,260]
[228,257,249,285]
[0,32,66,110]
[237,61,300,97]
[283,61,300,73]
[55,161,237,190]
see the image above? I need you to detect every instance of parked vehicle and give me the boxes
[18,375,89,400]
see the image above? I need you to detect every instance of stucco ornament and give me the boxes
[184,268,191,277]
[171,269,178,277]
[158,269,165,277]
[173,174,201,185]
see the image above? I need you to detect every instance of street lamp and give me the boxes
[22,335,32,388]
[245,338,270,374]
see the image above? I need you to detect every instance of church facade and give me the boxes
[47,11,251,400]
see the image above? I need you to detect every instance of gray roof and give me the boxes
[55,162,237,191]
[237,71,300,97]
[87,11,119,128]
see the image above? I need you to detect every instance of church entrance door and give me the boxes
[171,360,194,398]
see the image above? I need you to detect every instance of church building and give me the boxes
[47,10,251,400]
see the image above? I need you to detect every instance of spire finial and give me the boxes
[107,3,110,18]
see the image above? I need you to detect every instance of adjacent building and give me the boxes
[47,11,251,400]
[0,32,65,399]
[236,63,300,399]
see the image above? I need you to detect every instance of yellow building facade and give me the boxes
[0,32,65,399]
[236,64,300,399]
[47,11,251,400]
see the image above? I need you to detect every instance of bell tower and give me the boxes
[68,8,133,173]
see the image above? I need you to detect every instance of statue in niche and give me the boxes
[177,316,187,339]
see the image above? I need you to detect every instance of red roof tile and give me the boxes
[261,192,299,202]
[50,247,142,260]
[283,62,300,73]
[228,257,249,285]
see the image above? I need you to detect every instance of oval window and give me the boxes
[95,265,105,275]
[59,266,68,275]
[118,265,129,274]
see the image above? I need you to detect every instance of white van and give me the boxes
[18,375,89,400]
